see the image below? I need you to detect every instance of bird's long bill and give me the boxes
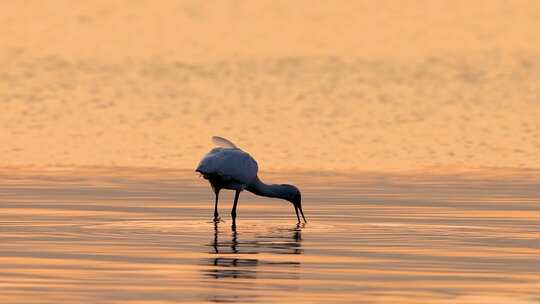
[294,200,307,223]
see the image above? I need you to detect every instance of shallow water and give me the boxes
[1,168,539,303]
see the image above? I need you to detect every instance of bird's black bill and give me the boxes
[299,206,307,223]
[294,203,307,223]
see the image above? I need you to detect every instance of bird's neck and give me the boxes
[248,177,287,200]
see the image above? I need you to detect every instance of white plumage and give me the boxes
[196,147,258,189]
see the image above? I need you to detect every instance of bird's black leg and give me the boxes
[231,225,238,253]
[213,188,221,222]
[231,190,240,227]
[212,221,219,253]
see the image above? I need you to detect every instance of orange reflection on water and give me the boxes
[0,167,539,303]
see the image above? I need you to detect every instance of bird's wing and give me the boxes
[196,148,258,185]
[212,136,238,149]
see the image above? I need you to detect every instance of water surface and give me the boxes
[0,168,539,303]
[2,1,540,171]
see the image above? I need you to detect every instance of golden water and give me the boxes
[1,168,538,303]
[2,1,540,171]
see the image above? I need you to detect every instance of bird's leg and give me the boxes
[213,189,221,222]
[231,225,238,253]
[212,221,219,253]
[231,190,240,226]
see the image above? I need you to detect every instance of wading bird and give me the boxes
[196,136,306,225]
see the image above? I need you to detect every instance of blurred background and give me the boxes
[1,0,539,172]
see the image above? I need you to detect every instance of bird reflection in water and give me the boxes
[203,222,303,280]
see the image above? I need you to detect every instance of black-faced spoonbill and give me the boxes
[196,136,306,225]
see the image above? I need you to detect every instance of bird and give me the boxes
[196,136,306,225]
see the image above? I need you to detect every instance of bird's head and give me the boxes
[281,184,306,222]
[280,184,301,206]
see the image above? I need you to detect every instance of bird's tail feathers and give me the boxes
[212,136,238,149]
